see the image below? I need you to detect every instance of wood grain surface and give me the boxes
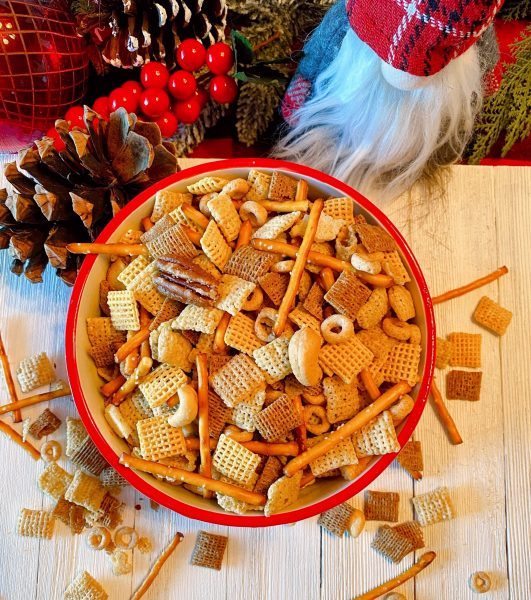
[0,159,529,600]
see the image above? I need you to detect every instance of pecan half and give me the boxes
[154,255,219,306]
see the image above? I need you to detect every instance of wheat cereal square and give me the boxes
[28,408,61,439]
[446,370,482,401]
[354,411,400,457]
[224,312,264,356]
[371,525,413,563]
[364,490,400,522]
[318,502,355,537]
[146,222,199,259]
[254,456,283,495]
[354,223,396,253]
[310,437,358,476]
[324,271,371,320]
[191,531,228,570]
[64,570,108,600]
[323,376,362,423]
[212,434,261,484]
[66,417,88,457]
[393,521,425,549]
[16,352,56,393]
[473,296,512,335]
[268,171,298,201]
[209,354,265,407]
[137,415,186,461]
[245,169,272,202]
[17,508,55,539]
[258,272,289,307]
[254,393,302,441]
[100,467,128,488]
[264,470,303,516]
[396,440,423,476]
[319,336,374,384]
[38,462,73,500]
[65,470,106,512]
[302,282,324,320]
[70,435,109,476]
[356,326,397,360]
[215,274,256,316]
[223,245,276,283]
[412,486,454,526]
[448,332,482,368]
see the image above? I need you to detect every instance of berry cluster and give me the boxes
[47,40,237,149]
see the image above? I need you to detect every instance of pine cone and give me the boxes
[0,106,179,285]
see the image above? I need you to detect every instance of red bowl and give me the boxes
[66,158,435,527]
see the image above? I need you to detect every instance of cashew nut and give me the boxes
[167,384,198,428]
[239,201,268,227]
[303,405,330,434]
[389,394,415,423]
[198,192,218,217]
[382,317,414,341]
[289,327,323,387]
[351,252,382,275]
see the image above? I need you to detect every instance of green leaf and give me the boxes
[231,30,254,66]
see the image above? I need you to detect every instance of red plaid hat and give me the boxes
[347,0,504,77]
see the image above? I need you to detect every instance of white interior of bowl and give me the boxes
[72,166,429,519]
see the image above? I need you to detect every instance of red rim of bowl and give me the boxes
[66,158,435,527]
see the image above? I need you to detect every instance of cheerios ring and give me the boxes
[304,405,330,435]
[114,526,139,550]
[255,308,278,342]
[242,287,263,312]
[382,317,412,341]
[321,314,354,344]
[40,440,62,463]
[86,526,111,551]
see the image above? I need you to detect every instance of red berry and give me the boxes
[173,97,202,124]
[194,87,209,109]
[168,70,197,101]
[206,42,234,75]
[140,88,170,118]
[176,39,207,72]
[155,111,179,137]
[209,75,238,104]
[64,105,85,130]
[93,96,110,120]
[46,127,66,152]
[109,88,139,113]
[140,61,169,89]
[121,80,143,98]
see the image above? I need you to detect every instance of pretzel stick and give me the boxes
[196,353,213,498]
[319,267,335,291]
[141,217,154,232]
[138,307,151,359]
[182,225,202,245]
[67,242,148,256]
[432,266,508,305]
[357,271,394,288]
[430,379,463,445]
[213,312,231,354]
[185,437,216,451]
[0,382,71,416]
[353,551,436,600]
[235,219,252,249]
[340,457,372,481]
[100,374,126,397]
[120,453,267,505]
[123,342,140,376]
[274,199,324,336]
[244,441,300,456]
[180,203,210,230]
[284,381,411,476]
[360,368,381,402]
[292,395,307,454]
[259,200,309,213]
[131,531,184,600]
[114,328,151,363]
[252,238,350,272]
[0,332,21,421]
[295,179,309,202]
[0,420,40,460]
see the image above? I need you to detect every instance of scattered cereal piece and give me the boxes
[100,467,128,488]
[38,462,73,500]
[253,337,292,383]
[216,274,256,316]
[435,337,452,369]
[473,296,512,336]
[448,332,482,368]
[364,490,400,522]
[288,304,322,332]
[65,470,106,513]
[28,408,61,439]
[152,189,192,222]
[224,312,264,356]
[245,169,271,202]
[200,220,232,270]
[318,502,355,537]
[253,456,283,495]
[371,525,413,563]
[258,272,289,307]
[396,440,423,478]
[64,571,108,600]
[354,411,400,457]
[310,437,358,477]
[412,486,454,526]
[173,304,224,335]
[208,192,242,241]
[146,223,198,259]
[117,256,151,288]
[66,417,88,457]
[70,435,109,476]
[191,530,228,570]
[323,197,354,223]
[16,352,56,393]
[208,390,231,440]
[446,370,482,401]
[264,470,303,516]
[17,508,55,539]
[381,251,411,285]
[187,176,229,195]
[253,211,301,240]
[468,571,492,594]
[110,548,132,575]
[354,223,396,253]
[302,282,324,320]
[137,536,153,554]
[254,393,302,442]
[393,520,425,550]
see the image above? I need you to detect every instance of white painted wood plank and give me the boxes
[493,167,531,600]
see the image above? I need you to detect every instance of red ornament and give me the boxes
[155,111,179,137]
[206,42,234,75]
[168,70,197,101]
[140,62,170,89]
[176,39,207,72]
[140,88,170,118]
[121,80,143,98]
[209,75,238,104]
[46,127,66,152]
[0,0,89,151]
[194,87,209,109]
[173,97,202,124]
[93,96,111,120]
[64,105,86,130]
[109,88,139,113]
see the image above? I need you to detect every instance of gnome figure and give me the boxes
[274,0,503,200]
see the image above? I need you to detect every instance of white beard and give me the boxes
[273,29,483,201]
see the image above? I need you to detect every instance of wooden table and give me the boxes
[0,161,529,600]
